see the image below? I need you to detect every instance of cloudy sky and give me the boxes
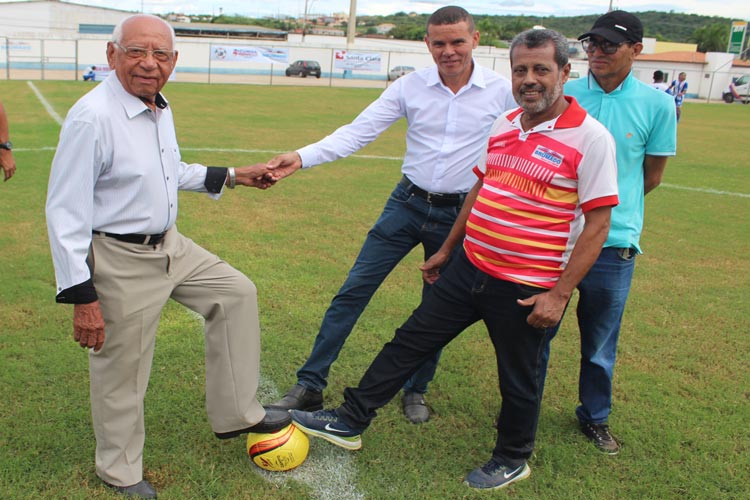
[6,0,749,19]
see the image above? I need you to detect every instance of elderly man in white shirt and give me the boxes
[46,14,290,499]
[268,6,516,424]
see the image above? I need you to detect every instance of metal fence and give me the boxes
[2,35,748,102]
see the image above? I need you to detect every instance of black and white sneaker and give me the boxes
[463,459,530,490]
[291,409,362,450]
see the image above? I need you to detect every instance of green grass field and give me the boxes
[1,79,749,499]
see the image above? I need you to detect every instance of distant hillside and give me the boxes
[356,10,738,43]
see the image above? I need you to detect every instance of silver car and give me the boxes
[388,65,415,81]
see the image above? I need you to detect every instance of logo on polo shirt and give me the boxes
[531,145,564,168]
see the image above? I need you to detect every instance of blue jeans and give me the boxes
[574,247,636,424]
[296,179,464,394]
[338,249,554,468]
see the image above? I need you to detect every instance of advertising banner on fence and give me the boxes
[333,50,382,71]
[210,45,289,64]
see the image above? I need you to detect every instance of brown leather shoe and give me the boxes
[214,407,292,439]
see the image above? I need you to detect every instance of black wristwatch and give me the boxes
[0,141,11,150]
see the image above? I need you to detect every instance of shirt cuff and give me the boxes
[205,166,228,193]
[56,278,98,304]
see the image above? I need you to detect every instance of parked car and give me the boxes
[722,74,750,104]
[286,60,321,78]
[388,65,415,81]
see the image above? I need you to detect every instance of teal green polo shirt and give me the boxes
[565,71,677,252]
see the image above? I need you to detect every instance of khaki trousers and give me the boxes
[88,228,264,486]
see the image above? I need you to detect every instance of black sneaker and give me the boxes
[291,409,362,450]
[580,422,620,455]
[401,391,430,424]
[269,384,324,411]
[464,459,530,490]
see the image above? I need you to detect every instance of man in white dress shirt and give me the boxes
[268,6,516,424]
[46,14,290,499]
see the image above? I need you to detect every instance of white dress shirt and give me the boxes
[297,61,516,194]
[46,73,216,294]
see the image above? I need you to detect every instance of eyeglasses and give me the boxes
[114,42,175,62]
[580,38,629,55]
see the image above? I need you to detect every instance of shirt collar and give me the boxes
[425,59,486,91]
[505,96,587,132]
[104,72,169,119]
[584,70,635,94]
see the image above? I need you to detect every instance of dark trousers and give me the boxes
[338,248,554,468]
[296,179,464,394]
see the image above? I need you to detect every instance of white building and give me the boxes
[0,0,135,38]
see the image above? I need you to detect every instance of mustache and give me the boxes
[519,85,544,93]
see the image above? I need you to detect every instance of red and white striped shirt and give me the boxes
[464,97,619,289]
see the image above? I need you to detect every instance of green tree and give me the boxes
[477,17,502,46]
[692,23,729,52]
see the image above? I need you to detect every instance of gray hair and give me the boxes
[112,14,176,46]
[510,28,569,69]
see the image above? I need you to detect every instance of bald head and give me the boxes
[113,14,176,47]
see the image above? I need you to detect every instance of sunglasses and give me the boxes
[580,38,630,55]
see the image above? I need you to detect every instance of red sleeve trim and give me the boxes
[581,195,619,212]
[472,165,485,179]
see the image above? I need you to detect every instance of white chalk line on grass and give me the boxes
[660,182,750,199]
[27,81,64,125]
[187,311,364,500]
[21,140,750,202]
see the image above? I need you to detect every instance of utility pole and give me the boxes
[303,0,317,42]
[608,0,614,12]
[346,0,356,48]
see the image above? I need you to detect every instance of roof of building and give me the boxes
[170,22,287,41]
[637,51,707,64]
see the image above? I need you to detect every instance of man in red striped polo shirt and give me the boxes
[290,28,619,490]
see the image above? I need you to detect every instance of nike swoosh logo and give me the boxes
[324,423,350,434]
[504,465,524,479]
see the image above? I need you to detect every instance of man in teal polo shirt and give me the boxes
[558,10,677,454]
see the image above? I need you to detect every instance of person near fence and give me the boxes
[45,14,291,499]
[289,28,619,491]
[667,71,688,122]
[559,10,677,454]
[0,100,16,182]
[265,5,516,424]
[650,70,669,91]
[83,65,97,81]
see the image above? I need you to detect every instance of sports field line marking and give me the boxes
[188,311,364,500]
[660,182,750,199]
[22,145,749,200]
[27,81,64,126]
[181,147,404,162]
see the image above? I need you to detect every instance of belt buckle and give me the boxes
[426,192,434,204]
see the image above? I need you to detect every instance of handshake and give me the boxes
[231,151,303,190]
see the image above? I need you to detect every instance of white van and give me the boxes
[722,74,750,103]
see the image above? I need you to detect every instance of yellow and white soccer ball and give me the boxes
[246,423,309,472]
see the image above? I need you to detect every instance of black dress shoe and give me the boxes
[214,407,292,439]
[104,479,157,499]
[268,384,324,411]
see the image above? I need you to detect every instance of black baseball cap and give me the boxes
[578,11,643,44]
